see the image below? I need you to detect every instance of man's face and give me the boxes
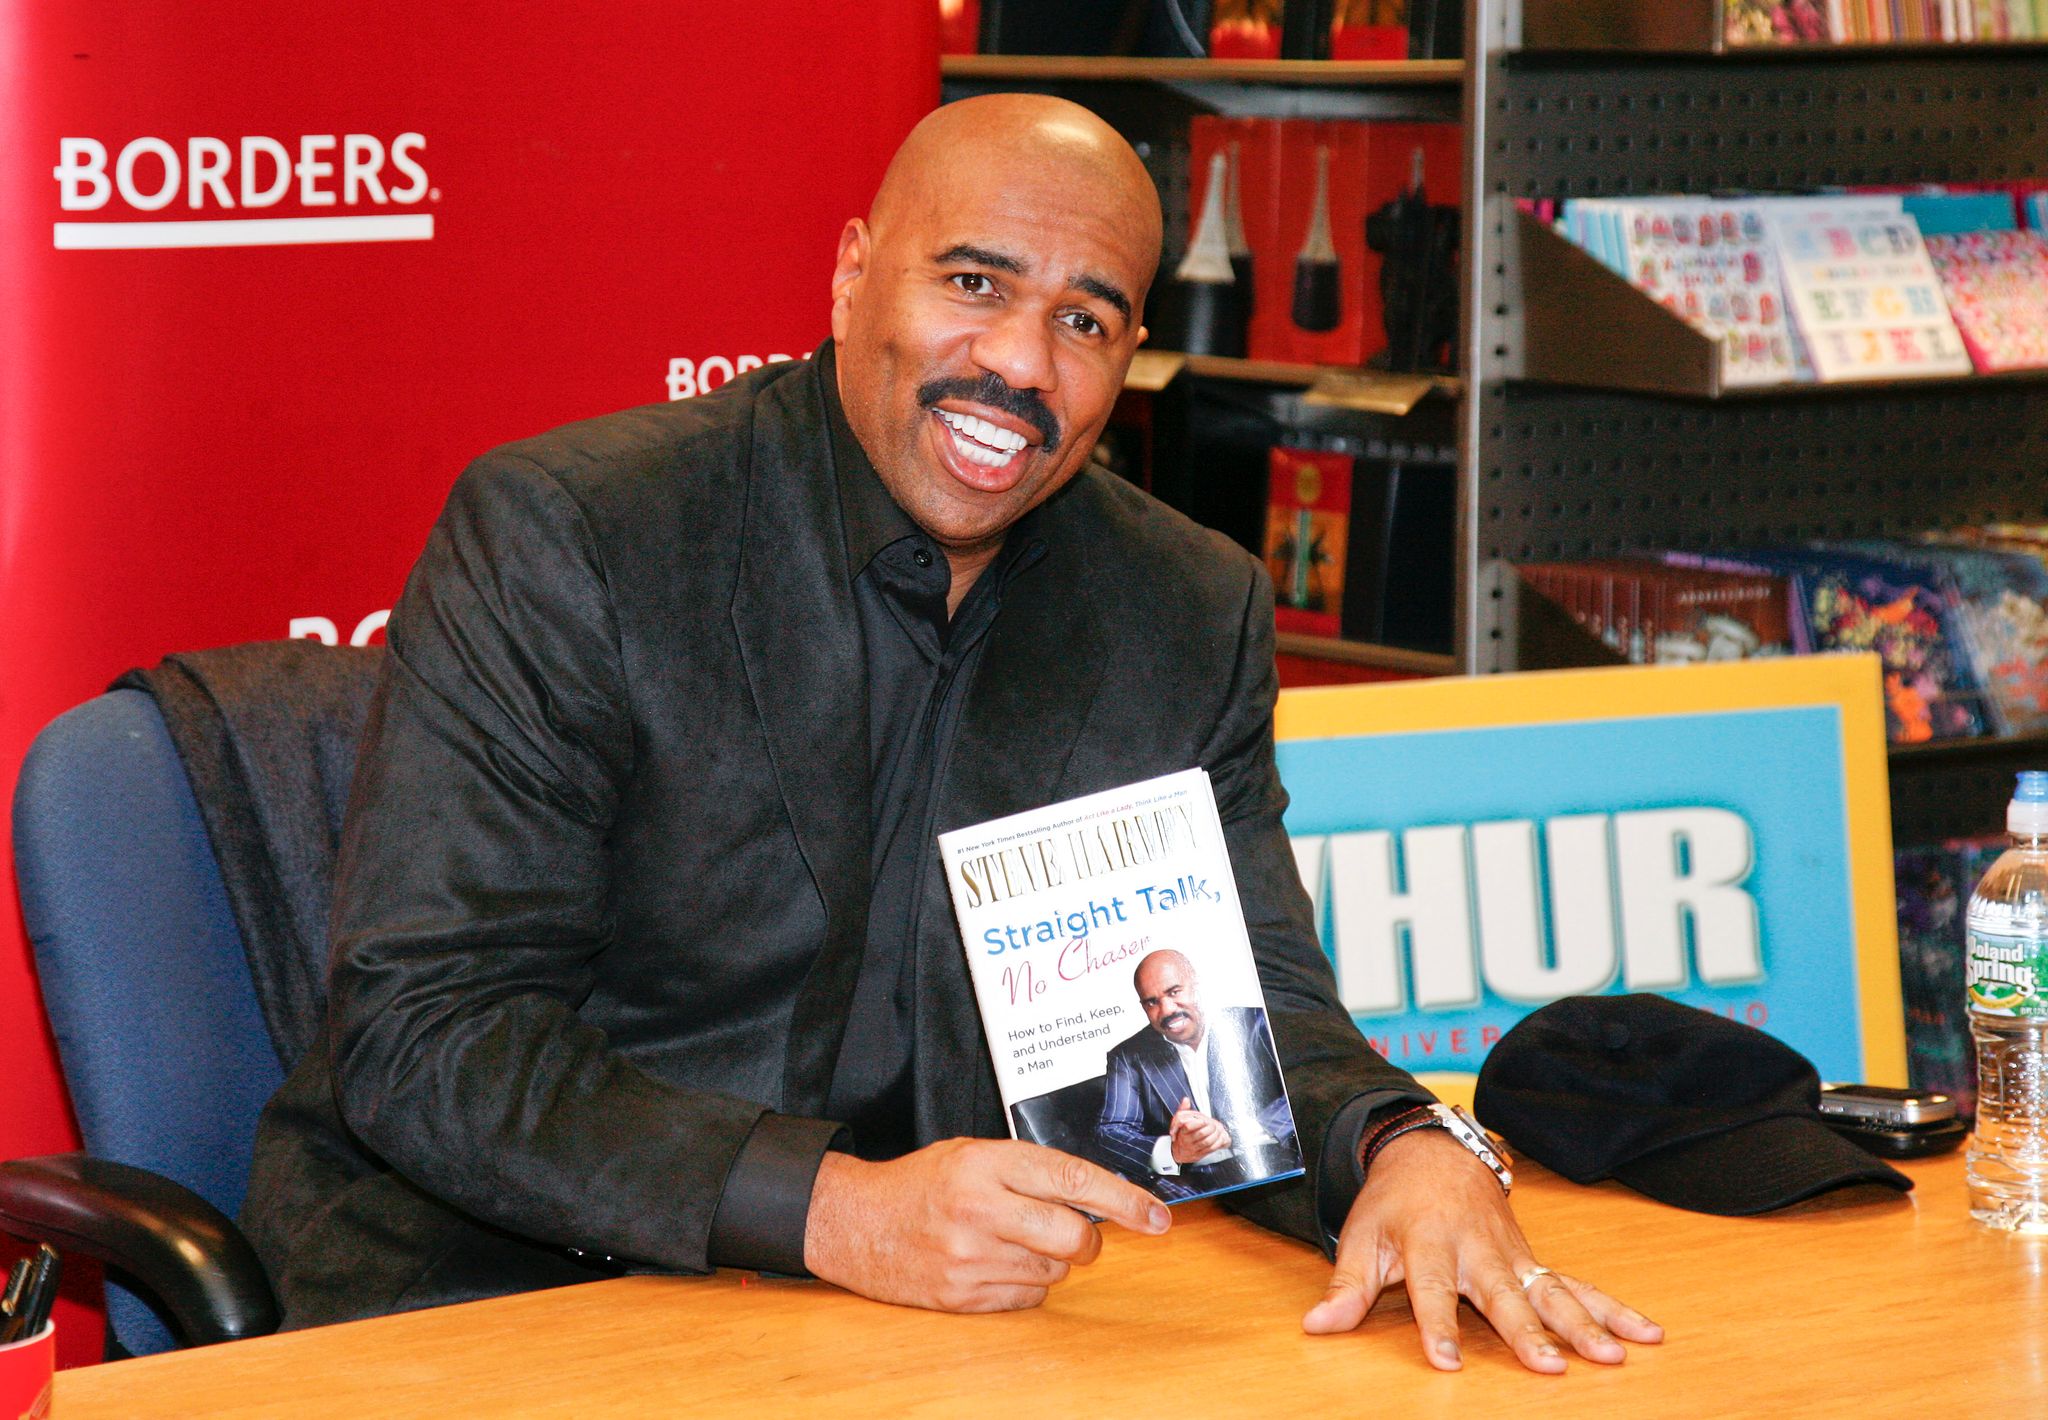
[1135,957,1203,1049]
[829,146,1154,560]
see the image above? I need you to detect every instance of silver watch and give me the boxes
[1428,1104,1513,1195]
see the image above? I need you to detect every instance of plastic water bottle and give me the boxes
[1966,771,2048,1232]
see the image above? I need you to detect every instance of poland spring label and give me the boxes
[1967,900,2048,1017]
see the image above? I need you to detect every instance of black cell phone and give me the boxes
[1821,1112,1969,1159]
[1818,1083,1956,1127]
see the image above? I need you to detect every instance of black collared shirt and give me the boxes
[706,346,1043,1272]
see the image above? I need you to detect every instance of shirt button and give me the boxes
[912,547,934,568]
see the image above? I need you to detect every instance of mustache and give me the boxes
[1159,1010,1192,1029]
[917,372,1061,451]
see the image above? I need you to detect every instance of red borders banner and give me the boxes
[1,2,937,1362]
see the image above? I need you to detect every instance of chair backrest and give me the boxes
[13,689,284,1356]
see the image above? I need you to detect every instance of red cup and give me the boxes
[0,1323,54,1420]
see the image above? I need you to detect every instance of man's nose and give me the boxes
[967,300,1058,396]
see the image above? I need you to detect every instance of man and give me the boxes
[1096,950,1296,1200]
[244,94,1660,1375]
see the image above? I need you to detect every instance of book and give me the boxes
[1725,0,1832,43]
[1765,202,1973,381]
[1680,548,1991,742]
[937,769,1305,1204]
[1625,199,1810,385]
[1518,558,1793,665]
[1924,229,2048,373]
[1894,839,1992,1118]
[1265,446,1352,637]
[1912,540,2048,735]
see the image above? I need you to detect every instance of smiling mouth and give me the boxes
[933,407,1030,469]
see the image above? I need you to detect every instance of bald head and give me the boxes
[869,95,1163,276]
[827,97,1162,592]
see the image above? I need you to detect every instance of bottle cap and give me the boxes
[2010,771,2048,836]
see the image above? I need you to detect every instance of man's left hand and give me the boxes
[1301,1127,1664,1373]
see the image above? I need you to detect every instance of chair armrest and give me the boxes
[0,1153,279,1346]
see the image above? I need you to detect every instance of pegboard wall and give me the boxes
[1487,55,2048,198]
[1461,28,2048,673]
[1475,381,2048,566]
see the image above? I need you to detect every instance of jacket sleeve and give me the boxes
[1093,1045,1162,1176]
[324,452,833,1275]
[1198,563,1435,1250]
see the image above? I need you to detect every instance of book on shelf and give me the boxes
[1894,837,2003,1117]
[1516,558,1793,665]
[1549,185,2048,387]
[1567,198,1809,386]
[1763,202,1973,381]
[937,768,1305,1204]
[1669,548,1992,744]
[1264,445,1352,637]
[1726,0,2047,42]
[1916,535,2048,735]
[1924,230,2048,372]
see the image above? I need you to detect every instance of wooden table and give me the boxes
[56,1156,2041,1417]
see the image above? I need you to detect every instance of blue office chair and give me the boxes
[1,644,382,1356]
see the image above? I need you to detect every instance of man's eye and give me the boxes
[952,273,994,295]
[1064,311,1103,336]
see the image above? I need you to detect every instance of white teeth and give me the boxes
[936,408,1028,453]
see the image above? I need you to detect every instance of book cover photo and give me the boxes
[937,769,1305,1203]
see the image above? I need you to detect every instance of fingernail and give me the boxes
[1593,1330,1616,1346]
[1435,1339,1461,1363]
[1538,1343,1561,1359]
[1148,1205,1170,1232]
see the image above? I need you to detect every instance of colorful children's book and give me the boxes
[1667,548,1991,743]
[1925,230,2048,373]
[1765,203,1973,381]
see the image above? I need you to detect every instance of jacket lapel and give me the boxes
[914,492,1113,1142]
[729,367,872,1117]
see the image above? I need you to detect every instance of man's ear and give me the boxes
[829,218,869,345]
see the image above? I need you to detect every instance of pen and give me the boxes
[0,1247,56,1345]
[0,1256,27,1322]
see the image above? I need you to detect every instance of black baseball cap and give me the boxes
[1473,995,1911,1215]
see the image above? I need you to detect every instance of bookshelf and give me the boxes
[941,55,1463,86]
[1465,0,2048,836]
[1518,0,2048,54]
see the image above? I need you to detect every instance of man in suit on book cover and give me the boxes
[243,91,1659,1377]
[1096,949,1299,1200]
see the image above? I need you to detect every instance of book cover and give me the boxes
[1710,549,1992,742]
[1925,230,2048,373]
[1620,199,1810,386]
[1726,0,1830,43]
[1265,446,1352,637]
[1766,203,1973,381]
[1908,540,2048,735]
[938,769,1306,1204]
[1894,840,1987,1118]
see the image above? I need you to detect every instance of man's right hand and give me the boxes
[1168,1096,1231,1164]
[802,1138,1169,1313]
